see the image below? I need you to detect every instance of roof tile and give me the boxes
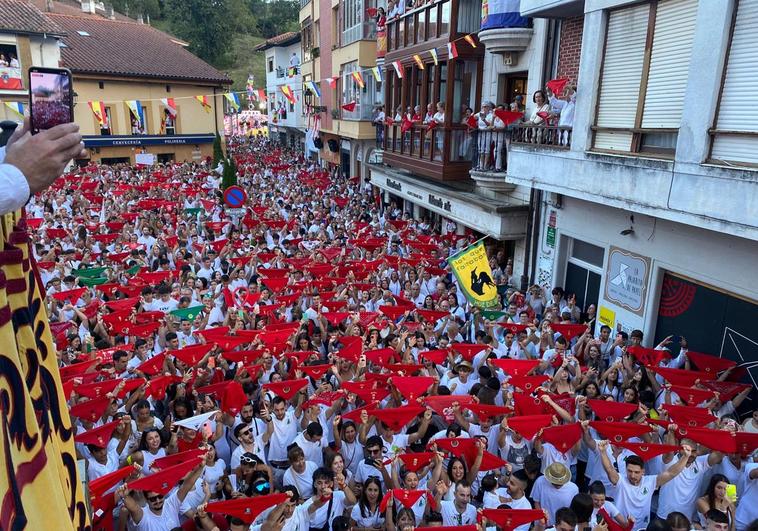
[0,0,65,35]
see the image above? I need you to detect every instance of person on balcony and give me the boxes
[492,104,508,172]
[475,101,494,170]
[459,106,474,162]
[432,102,446,161]
[524,90,551,144]
[373,105,385,149]
[376,7,387,58]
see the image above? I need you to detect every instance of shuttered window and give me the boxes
[711,0,758,165]
[594,0,697,155]
[594,4,649,152]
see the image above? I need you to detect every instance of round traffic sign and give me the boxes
[223,186,247,208]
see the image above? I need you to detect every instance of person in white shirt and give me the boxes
[531,463,579,526]
[476,101,494,170]
[116,456,206,531]
[302,467,357,530]
[449,360,477,395]
[262,395,306,489]
[282,446,318,499]
[439,480,478,525]
[589,480,630,529]
[293,422,328,467]
[734,451,758,531]
[598,440,692,529]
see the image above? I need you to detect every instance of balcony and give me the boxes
[519,0,585,18]
[477,27,534,54]
[383,123,473,180]
[511,123,572,149]
[385,0,481,58]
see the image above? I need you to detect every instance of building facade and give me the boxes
[503,0,758,375]
[0,0,230,164]
[299,0,383,179]
[256,32,305,149]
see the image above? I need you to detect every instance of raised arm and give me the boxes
[656,444,691,489]
[408,408,433,444]
[596,440,619,486]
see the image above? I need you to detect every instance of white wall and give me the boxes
[544,196,758,339]
[265,42,304,131]
[29,36,61,68]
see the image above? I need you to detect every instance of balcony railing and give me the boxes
[511,124,572,149]
[343,20,378,46]
[382,123,473,180]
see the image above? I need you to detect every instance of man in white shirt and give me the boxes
[734,451,758,531]
[302,468,356,530]
[531,463,579,526]
[282,446,318,499]
[598,440,692,529]
[293,422,328,467]
[262,396,305,488]
[440,480,478,525]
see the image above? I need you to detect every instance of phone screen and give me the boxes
[30,69,73,133]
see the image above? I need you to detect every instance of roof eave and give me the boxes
[0,28,66,38]
[67,68,232,85]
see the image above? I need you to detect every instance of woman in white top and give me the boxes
[131,427,171,476]
[525,90,551,125]
[351,477,385,531]
[432,102,446,161]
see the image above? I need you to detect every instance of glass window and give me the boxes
[441,0,450,35]
[101,107,112,135]
[408,13,415,45]
[398,17,405,48]
[418,9,426,41]
[439,62,447,116]
[456,0,481,34]
[452,59,478,123]
[571,239,605,268]
[428,4,438,38]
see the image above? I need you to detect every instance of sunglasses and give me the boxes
[239,429,252,437]
[147,495,164,502]
[254,481,270,492]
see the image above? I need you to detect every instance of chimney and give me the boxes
[45,0,54,11]
[146,13,150,25]
[137,13,144,24]
[105,4,115,19]
[80,1,95,14]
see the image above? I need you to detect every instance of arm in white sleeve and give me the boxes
[0,145,31,215]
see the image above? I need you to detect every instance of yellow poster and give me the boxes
[447,241,499,309]
[599,305,616,328]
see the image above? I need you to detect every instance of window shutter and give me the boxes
[594,4,650,151]
[711,0,758,164]
[640,0,698,129]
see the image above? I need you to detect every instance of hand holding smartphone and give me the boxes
[28,67,74,134]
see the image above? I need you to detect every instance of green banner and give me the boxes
[170,305,205,321]
[73,266,107,279]
[447,241,500,309]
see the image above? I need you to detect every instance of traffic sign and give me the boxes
[223,186,247,208]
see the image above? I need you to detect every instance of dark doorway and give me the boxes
[157,153,174,164]
[498,72,528,108]
[564,262,601,315]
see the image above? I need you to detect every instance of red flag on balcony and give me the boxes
[366,7,378,17]
[447,42,459,59]
[427,120,438,130]
[401,117,413,134]
[341,101,357,112]
[467,115,477,128]
[546,78,570,95]
[385,117,395,126]
[494,109,523,126]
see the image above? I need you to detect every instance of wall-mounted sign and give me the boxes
[604,246,651,316]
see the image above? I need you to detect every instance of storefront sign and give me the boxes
[386,178,402,192]
[546,226,555,248]
[598,305,616,328]
[83,134,215,148]
[428,194,452,212]
[604,246,651,316]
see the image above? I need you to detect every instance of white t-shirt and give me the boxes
[132,492,181,530]
[591,500,620,526]
[449,376,476,396]
[614,474,658,529]
[531,476,579,525]
[441,499,477,525]
[657,455,710,520]
[350,503,385,528]
[735,463,758,531]
[282,461,318,499]
[268,410,299,462]
[293,432,328,467]
[302,490,346,529]
[87,449,120,481]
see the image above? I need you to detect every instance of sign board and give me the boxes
[226,208,245,217]
[135,153,155,166]
[604,246,651,316]
[223,186,247,209]
[599,305,616,328]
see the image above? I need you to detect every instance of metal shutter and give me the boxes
[594,3,650,151]
[641,0,698,129]
[711,0,758,164]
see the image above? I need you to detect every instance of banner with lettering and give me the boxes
[447,240,500,309]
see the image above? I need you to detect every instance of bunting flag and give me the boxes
[4,101,23,118]
[88,100,108,127]
[257,89,268,102]
[125,100,145,129]
[280,85,296,105]
[430,48,438,66]
[341,101,357,112]
[371,66,382,82]
[413,54,425,69]
[481,0,531,30]
[464,34,477,48]
[305,81,321,98]
[351,71,365,89]
[195,95,211,113]
[224,92,241,112]
[161,97,177,117]
[325,77,338,88]
[392,61,404,78]
[448,42,459,59]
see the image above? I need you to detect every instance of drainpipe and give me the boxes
[213,87,219,135]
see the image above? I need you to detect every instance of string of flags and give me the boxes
[63,30,481,126]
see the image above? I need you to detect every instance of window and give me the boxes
[594,0,697,155]
[571,239,604,268]
[268,59,274,73]
[0,43,21,89]
[100,107,112,135]
[76,30,90,36]
[452,60,478,123]
[711,0,758,165]
[341,61,383,120]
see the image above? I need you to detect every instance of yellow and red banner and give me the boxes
[195,95,211,113]
[413,54,425,69]
[280,85,296,105]
[351,71,365,89]
[88,100,107,127]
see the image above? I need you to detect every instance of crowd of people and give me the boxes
[32,136,757,531]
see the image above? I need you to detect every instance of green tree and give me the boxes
[221,155,237,190]
[212,132,224,166]
[107,0,160,19]
[251,0,299,38]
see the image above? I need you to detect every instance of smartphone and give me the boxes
[28,67,74,134]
